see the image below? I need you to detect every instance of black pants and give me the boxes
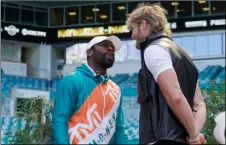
[153,140,188,145]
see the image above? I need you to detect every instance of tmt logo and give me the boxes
[105,81,121,102]
[68,82,120,144]
[69,103,102,144]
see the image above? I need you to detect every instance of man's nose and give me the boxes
[107,46,114,52]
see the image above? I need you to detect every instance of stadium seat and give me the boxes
[121,87,137,97]
[1,116,29,144]
[1,65,225,143]
[215,67,225,82]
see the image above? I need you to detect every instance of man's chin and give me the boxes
[136,40,141,50]
[106,63,114,68]
[103,62,114,69]
[106,58,114,64]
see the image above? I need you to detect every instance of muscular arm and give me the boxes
[157,69,198,138]
[192,83,206,133]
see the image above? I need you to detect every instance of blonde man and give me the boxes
[126,3,206,145]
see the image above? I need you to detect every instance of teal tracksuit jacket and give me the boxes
[52,64,128,144]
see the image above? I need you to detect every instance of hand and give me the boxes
[187,133,201,144]
[187,133,207,144]
[199,133,207,144]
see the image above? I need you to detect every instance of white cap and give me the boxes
[85,36,121,51]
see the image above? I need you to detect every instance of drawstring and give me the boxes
[93,70,106,119]
[94,71,107,119]
[100,79,106,119]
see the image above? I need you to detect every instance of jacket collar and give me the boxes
[140,31,170,50]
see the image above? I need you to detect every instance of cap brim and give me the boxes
[105,36,121,52]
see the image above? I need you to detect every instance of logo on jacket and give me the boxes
[68,80,121,144]
[69,103,102,143]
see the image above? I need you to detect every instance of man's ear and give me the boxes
[140,20,147,31]
[86,49,93,57]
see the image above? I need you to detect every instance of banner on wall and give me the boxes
[1,22,49,43]
[55,15,225,41]
[57,25,130,38]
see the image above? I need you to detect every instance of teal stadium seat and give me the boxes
[1,65,225,144]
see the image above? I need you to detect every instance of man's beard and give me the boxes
[93,48,115,69]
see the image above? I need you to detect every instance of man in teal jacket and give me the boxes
[52,36,128,144]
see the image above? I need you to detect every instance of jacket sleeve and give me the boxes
[52,75,76,144]
[115,96,128,144]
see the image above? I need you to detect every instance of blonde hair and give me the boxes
[126,3,172,37]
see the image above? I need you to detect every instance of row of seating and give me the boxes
[1,65,224,98]
[1,75,48,95]
[199,65,225,82]
[1,73,49,116]
[1,116,37,144]
[1,65,225,143]
[45,65,226,99]
[116,65,225,86]
[47,65,225,102]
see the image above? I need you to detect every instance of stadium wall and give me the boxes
[51,47,58,79]
[35,44,58,80]
[1,41,21,62]
[26,45,41,78]
[194,56,225,71]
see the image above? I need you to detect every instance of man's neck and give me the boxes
[87,61,106,75]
